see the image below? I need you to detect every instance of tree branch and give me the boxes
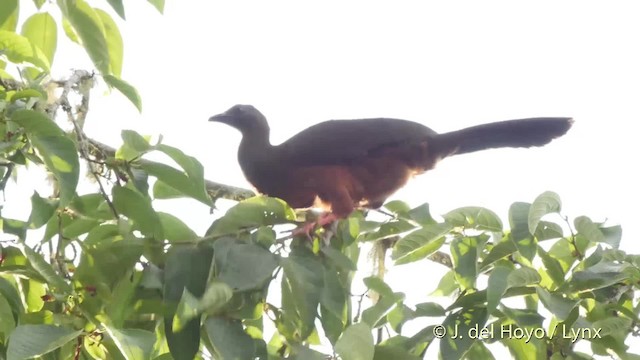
[47,70,255,204]
[85,137,255,202]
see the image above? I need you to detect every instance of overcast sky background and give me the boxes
[9,0,640,356]
[94,1,639,248]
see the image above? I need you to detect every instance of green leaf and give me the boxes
[31,136,79,205]
[321,246,357,271]
[199,281,233,314]
[480,238,517,270]
[487,265,512,314]
[548,238,577,273]
[535,220,564,241]
[528,191,561,234]
[21,244,71,293]
[153,179,184,199]
[510,202,537,261]
[142,163,210,206]
[373,344,421,360]
[208,196,296,236]
[213,237,279,291]
[105,270,140,327]
[147,0,165,13]
[466,342,496,360]
[443,206,502,231]
[20,13,57,67]
[104,327,155,360]
[61,17,79,44]
[500,307,545,328]
[361,277,404,327]
[535,287,578,321]
[10,107,62,135]
[292,345,329,360]
[112,185,163,239]
[2,217,27,239]
[392,223,450,265]
[408,202,436,225]
[142,144,210,204]
[11,110,79,206]
[440,307,488,360]
[164,244,213,360]
[414,302,445,317]
[363,276,394,298]
[253,225,276,248]
[384,200,410,214]
[281,251,324,339]
[387,304,416,333]
[0,293,16,335]
[155,143,203,180]
[538,246,565,286]
[6,325,82,360]
[320,305,344,346]
[158,212,197,243]
[57,0,110,74]
[28,191,57,229]
[0,277,24,316]
[503,334,547,360]
[574,216,605,244]
[431,270,458,296]
[205,316,256,360]
[569,261,628,291]
[106,0,125,19]
[335,323,374,360]
[173,289,200,332]
[103,75,142,111]
[592,317,632,338]
[121,129,151,152]
[451,236,481,290]
[321,267,347,319]
[361,219,415,242]
[507,267,541,288]
[0,0,18,31]
[69,193,112,220]
[9,88,45,102]
[600,225,622,249]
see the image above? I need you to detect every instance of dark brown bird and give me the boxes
[210,105,572,222]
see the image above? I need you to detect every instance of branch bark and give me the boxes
[86,137,255,202]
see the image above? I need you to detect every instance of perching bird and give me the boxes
[210,105,572,223]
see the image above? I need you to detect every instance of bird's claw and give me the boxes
[291,213,338,241]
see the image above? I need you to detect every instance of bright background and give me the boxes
[93,0,638,249]
[9,0,640,357]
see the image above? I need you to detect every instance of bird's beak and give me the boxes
[208,110,233,124]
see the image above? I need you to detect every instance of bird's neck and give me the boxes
[237,129,277,184]
[238,127,272,155]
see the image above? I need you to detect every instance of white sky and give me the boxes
[91,0,639,248]
[8,0,640,357]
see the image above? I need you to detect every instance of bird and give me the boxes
[209,105,572,226]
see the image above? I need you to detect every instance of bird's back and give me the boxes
[278,118,438,166]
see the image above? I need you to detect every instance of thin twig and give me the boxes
[562,215,583,259]
[352,291,368,323]
[56,73,119,219]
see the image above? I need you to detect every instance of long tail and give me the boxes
[430,117,573,157]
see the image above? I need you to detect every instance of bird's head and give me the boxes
[209,104,270,135]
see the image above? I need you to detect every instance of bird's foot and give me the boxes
[291,213,338,240]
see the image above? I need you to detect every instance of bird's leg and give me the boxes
[291,212,339,239]
[321,218,340,246]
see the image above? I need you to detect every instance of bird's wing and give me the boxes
[277,118,438,166]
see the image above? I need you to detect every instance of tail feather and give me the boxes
[431,117,573,157]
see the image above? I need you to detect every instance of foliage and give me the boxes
[1,1,639,360]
